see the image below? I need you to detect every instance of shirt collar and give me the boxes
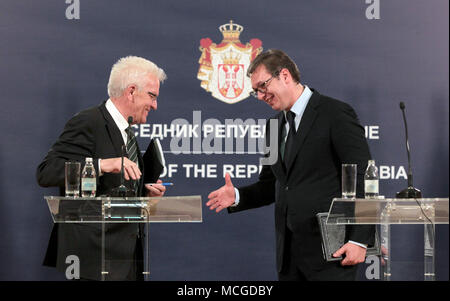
[284,85,313,119]
[105,99,129,132]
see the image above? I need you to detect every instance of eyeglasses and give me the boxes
[250,70,280,99]
[147,91,158,103]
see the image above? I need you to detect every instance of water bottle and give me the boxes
[364,160,379,198]
[81,157,97,197]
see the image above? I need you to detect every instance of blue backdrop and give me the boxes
[0,0,448,281]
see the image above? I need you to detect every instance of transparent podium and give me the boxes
[326,198,449,281]
[45,195,202,280]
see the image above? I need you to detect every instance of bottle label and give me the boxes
[82,178,96,190]
[365,180,379,193]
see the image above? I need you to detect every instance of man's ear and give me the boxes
[125,84,137,101]
[279,68,292,84]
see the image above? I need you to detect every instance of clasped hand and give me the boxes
[333,243,367,266]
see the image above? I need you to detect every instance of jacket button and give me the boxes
[285,186,289,191]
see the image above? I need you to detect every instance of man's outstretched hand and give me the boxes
[206,173,236,213]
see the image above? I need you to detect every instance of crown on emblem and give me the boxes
[219,20,243,42]
[221,49,241,64]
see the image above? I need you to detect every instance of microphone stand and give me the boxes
[396,102,438,281]
[396,102,422,198]
[110,145,135,197]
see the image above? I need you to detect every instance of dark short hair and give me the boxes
[247,49,300,83]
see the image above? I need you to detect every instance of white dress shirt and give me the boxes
[97,99,134,176]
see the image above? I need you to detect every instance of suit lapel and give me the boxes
[285,91,320,175]
[98,102,125,157]
[99,102,145,196]
[270,113,287,182]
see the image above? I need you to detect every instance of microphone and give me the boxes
[110,116,136,197]
[396,102,422,198]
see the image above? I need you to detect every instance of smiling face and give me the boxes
[250,65,291,111]
[129,74,160,124]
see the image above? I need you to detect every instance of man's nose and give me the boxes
[259,91,267,101]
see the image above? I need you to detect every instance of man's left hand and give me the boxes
[145,179,166,197]
[333,243,367,266]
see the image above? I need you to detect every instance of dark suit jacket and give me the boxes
[37,102,146,280]
[229,89,375,279]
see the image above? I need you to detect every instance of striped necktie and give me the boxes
[126,127,138,164]
[125,126,139,193]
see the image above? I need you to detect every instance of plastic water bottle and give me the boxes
[81,157,96,197]
[364,160,379,198]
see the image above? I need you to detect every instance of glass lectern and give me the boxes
[45,195,202,280]
[326,198,449,281]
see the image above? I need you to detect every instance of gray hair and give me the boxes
[107,56,167,98]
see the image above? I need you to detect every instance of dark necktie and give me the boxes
[125,126,139,193]
[282,111,296,231]
[282,111,296,166]
[126,127,138,164]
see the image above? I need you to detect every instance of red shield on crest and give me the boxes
[217,64,244,99]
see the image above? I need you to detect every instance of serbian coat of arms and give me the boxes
[197,21,263,104]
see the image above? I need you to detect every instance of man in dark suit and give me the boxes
[37,56,167,280]
[207,49,374,281]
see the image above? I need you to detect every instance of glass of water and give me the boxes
[342,164,357,199]
[65,161,81,197]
